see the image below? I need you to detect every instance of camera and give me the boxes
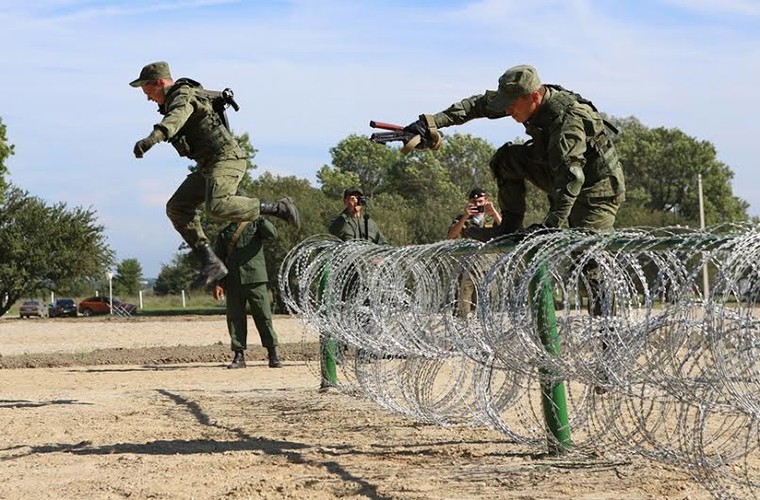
[357,195,367,206]
[476,205,485,213]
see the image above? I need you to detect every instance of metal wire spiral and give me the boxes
[279,224,760,498]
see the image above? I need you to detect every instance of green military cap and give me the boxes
[486,64,542,113]
[343,186,364,198]
[129,61,172,87]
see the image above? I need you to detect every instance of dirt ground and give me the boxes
[0,315,712,499]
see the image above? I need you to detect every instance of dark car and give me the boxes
[49,298,78,318]
[19,300,48,318]
[78,296,138,316]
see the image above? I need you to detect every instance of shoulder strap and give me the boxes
[226,221,251,256]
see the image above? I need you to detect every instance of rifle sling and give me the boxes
[226,221,251,257]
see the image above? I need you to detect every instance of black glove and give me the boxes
[402,118,431,148]
[403,118,429,138]
[133,137,157,158]
[133,130,163,159]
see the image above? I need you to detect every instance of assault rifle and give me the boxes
[368,120,444,155]
[368,120,411,145]
[207,87,240,130]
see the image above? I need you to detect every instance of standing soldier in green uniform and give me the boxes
[130,61,300,289]
[328,187,388,244]
[448,188,501,318]
[213,217,282,370]
[403,64,625,240]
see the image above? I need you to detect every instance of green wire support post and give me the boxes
[318,265,338,387]
[530,263,572,454]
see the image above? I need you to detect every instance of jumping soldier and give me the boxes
[130,61,300,289]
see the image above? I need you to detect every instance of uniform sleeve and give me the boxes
[432,91,509,128]
[328,215,353,241]
[543,106,590,226]
[154,86,195,139]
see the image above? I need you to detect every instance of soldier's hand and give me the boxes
[404,118,430,141]
[213,285,225,301]
[133,136,157,158]
[133,129,164,159]
[400,115,443,155]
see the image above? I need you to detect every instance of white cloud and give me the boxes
[2,0,759,277]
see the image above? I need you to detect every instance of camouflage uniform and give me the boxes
[431,78,625,232]
[157,80,259,250]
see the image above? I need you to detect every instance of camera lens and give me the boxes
[477,205,485,213]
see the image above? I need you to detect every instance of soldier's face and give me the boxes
[141,81,165,105]
[507,92,540,123]
[344,194,363,215]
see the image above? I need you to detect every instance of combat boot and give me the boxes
[227,351,246,369]
[267,346,282,368]
[191,243,228,290]
[260,198,300,228]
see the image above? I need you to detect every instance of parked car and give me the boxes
[19,300,49,318]
[78,296,138,316]
[49,298,78,318]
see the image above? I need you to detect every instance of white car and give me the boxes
[19,300,49,318]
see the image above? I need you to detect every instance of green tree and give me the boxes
[114,258,144,296]
[323,134,400,196]
[0,117,15,197]
[0,186,113,315]
[248,172,333,310]
[610,116,748,226]
[153,252,196,296]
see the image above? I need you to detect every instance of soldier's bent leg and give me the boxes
[190,243,228,290]
[166,170,208,248]
[205,159,300,228]
[204,159,260,221]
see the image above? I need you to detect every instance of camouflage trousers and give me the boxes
[166,159,260,249]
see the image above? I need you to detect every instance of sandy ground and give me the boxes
[0,315,714,499]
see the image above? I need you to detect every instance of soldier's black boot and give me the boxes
[227,351,246,369]
[260,198,301,228]
[267,346,282,368]
[191,243,228,290]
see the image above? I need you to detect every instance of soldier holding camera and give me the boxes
[328,187,388,244]
[448,188,502,240]
[448,188,501,318]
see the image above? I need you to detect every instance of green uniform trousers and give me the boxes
[490,143,621,231]
[166,159,261,249]
[226,281,278,352]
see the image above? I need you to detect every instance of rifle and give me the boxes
[368,120,413,145]
[368,120,444,155]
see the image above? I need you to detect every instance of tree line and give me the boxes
[0,114,752,316]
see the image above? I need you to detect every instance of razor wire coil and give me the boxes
[279,224,760,498]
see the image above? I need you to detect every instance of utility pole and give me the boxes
[698,173,709,299]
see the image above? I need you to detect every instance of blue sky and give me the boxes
[2,0,759,278]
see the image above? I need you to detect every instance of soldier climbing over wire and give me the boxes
[400,64,627,393]
[130,61,300,290]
